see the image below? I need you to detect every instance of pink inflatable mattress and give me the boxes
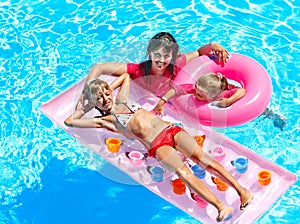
[40,76,296,223]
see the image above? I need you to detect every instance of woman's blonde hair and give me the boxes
[195,72,228,100]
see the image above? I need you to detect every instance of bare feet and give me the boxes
[216,205,233,222]
[240,188,254,210]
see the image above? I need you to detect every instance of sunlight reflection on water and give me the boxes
[0,0,299,223]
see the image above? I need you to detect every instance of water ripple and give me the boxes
[0,0,299,223]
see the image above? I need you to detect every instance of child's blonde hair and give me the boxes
[86,79,111,103]
[195,72,228,100]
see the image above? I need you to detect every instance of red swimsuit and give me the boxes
[148,124,183,158]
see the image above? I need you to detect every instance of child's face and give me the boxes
[194,86,221,101]
[94,88,113,111]
[194,87,209,101]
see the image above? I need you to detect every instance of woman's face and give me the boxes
[150,47,173,74]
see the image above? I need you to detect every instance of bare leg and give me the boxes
[155,146,233,222]
[174,131,253,210]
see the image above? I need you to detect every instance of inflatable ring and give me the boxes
[173,53,272,127]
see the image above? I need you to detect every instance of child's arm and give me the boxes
[111,73,130,103]
[76,63,128,110]
[109,73,129,91]
[64,74,131,130]
[64,111,118,132]
[217,88,246,107]
[64,111,102,128]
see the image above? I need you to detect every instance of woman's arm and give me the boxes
[87,62,128,82]
[153,83,195,114]
[184,42,230,64]
[153,88,177,114]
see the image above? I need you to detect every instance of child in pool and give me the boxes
[65,73,253,222]
[153,72,287,131]
[153,72,246,114]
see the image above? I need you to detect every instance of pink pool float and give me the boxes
[40,73,296,223]
[128,150,144,166]
[173,53,273,127]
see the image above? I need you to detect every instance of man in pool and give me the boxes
[65,73,253,222]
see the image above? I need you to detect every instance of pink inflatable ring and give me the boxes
[173,53,272,127]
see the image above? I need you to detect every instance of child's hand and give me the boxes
[76,94,85,111]
[212,98,231,108]
[79,96,96,114]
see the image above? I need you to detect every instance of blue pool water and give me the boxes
[1,0,299,223]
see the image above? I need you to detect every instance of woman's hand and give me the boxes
[192,42,230,64]
[153,100,166,114]
[210,42,230,63]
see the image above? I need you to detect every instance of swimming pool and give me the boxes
[1,0,299,223]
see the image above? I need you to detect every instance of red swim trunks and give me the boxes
[148,124,183,158]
